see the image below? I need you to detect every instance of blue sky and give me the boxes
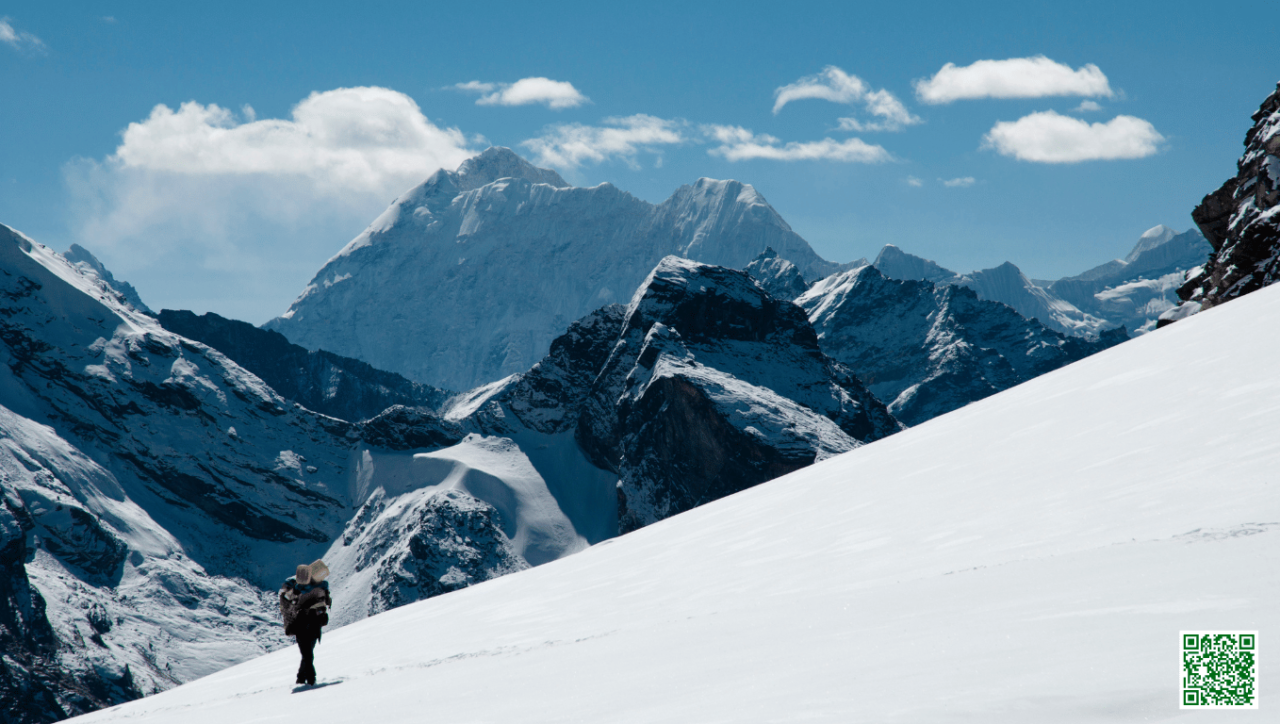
[1,1,1276,323]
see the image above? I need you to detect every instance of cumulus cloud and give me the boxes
[982,110,1164,163]
[915,56,1113,104]
[66,86,477,268]
[454,77,588,109]
[1074,100,1103,112]
[941,177,976,187]
[0,17,45,53]
[705,125,892,163]
[774,66,920,132]
[521,115,685,169]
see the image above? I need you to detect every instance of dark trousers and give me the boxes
[296,631,318,682]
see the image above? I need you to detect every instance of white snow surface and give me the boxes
[71,254,1280,723]
[264,148,847,390]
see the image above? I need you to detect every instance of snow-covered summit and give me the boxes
[62,244,153,314]
[264,149,849,390]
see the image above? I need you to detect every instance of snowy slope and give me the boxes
[70,243,1280,724]
[62,244,152,315]
[264,147,848,390]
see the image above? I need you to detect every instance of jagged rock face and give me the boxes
[473,305,629,436]
[577,257,899,532]
[798,266,1125,427]
[357,405,465,451]
[1177,82,1280,312]
[745,247,810,300]
[264,147,847,391]
[157,309,450,422]
[339,488,528,618]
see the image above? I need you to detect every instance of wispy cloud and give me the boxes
[705,125,892,163]
[774,66,920,132]
[522,115,685,169]
[982,110,1163,163]
[915,56,1113,104]
[66,86,477,262]
[906,176,923,187]
[941,177,976,187]
[0,17,46,53]
[1074,100,1103,112]
[453,77,588,110]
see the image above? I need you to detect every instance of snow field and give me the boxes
[70,281,1280,723]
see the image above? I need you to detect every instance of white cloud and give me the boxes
[704,125,892,163]
[66,86,477,267]
[775,66,920,131]
[521,115,685,169]
[906,176,923,187]
[915,56,1113,104]
[0,17,46,53]
[982,110,1164,163]
[454,77,588,109]
[1074,100,1103,112]
[942,177,976,187]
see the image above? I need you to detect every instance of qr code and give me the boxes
[1181,631,1258,708]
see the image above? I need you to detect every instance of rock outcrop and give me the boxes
[1171,82,1280,317]
[798,265,1126,426]
[575,257,900,532]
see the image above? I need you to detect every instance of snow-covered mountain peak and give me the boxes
[1126,224,1178,263]
[266,149,848,390]
[62,244,153,314]
[872,244,958,284]
[454,146,570,192]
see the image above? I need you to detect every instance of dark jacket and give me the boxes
[280,577,331,636]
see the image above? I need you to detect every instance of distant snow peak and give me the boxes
[266,148,845,391]
[798,265,1124,426]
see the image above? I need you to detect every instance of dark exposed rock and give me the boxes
[358,405,465,451]
[798,266,1126,427]
[1173,82,1280,316]
[157,309,450,422]
[356,489,529,616]
[574,257,899,531]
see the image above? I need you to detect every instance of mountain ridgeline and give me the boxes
[263,147,850,391]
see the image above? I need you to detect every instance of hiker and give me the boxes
[280,559,331,685]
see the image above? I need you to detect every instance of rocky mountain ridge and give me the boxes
[796,264,1126,426]
[264,147,850,391]
[156,309,451,423]
[1167,81,1280,319]
[870,224,1209,337]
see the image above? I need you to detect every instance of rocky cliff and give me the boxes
[157,309,450,422]
[1172,81,1280,316]
[798,265,1126,426]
